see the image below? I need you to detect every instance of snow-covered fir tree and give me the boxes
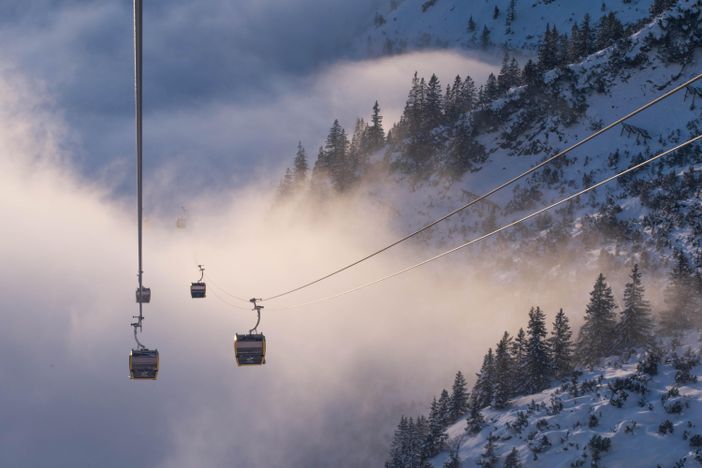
[616,264,654,350]
[474,348,496,408]
[478,433,498,467]
[426,398,449,458]
[450,371,469,420]
[504,447,523,468]
[293,142,308,187]
[276,168,294,199]
[465,391,485,434]
[386,416,432,468]
[366,100,385,152]
[524,306,552,393]
[511,327,528,394]
[493,331,514,409]
[437,388,452,426]
[549,309,574,379]
[661,251,697,333]
[577,274,617,366]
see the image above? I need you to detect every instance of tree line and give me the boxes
[278,5,651,194]
[386,255,702,467]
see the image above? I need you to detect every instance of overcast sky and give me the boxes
[0,0,499,206]
[0,3,505,466]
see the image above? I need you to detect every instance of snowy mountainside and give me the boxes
[356,0,652,57]
[433,333,702,467]
[371,0,702,275]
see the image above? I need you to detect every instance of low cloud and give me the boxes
[0,64,629,467]
[0,0,498,200]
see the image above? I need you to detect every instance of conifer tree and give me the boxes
[577,273,617,366]
[661,251,695,333]
[549,309,574,379]
[424,74,444,130]
[323,119,352,191]
[437,388,452,426]
[504,447,523,468]
[569,23,582,61]
[498,53,521,92]
[349,117,369,170]
[450,371,469,420]
[403,72,424,135]
[276,168,294,198]
[510,327,528,394]
[474,348,496,408]
[465,392,485,434]
[467,16,476,33]
[557,32,570,66]
[506,0,516,28]
[525,306,552,393]
[507,57,522,86]
[485,73,499,101]
[426,398,449,457]
[522,60,542,89]
[386,416,409,468]
[313,145,328,176]
[481,26,491,49]
[447,116,486,176]
[493,332,514,409]
[413,416,431,468]
[595,12,624,50]
[459,75,476,111]
[386,416,432,468]
[479,434,498,467]
[366,100,386,152]
[444,75,463,122]
[293,142,308,186]
[617,264,654,350]
[538,24,559,70]
[574,14,593,58]
[498,53,511,93]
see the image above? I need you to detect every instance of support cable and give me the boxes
[132,0,146,347]
[257,72,702,303]
[266,134,702,311]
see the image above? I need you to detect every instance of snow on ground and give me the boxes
[356,0,652,57]
[432,333,702,467]
[363,1,702,273]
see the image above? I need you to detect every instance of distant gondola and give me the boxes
[190,265,206,298]
[234,333,266,366]
[129,348,159,380]
[191,282,206,298]
[136,286,151,303]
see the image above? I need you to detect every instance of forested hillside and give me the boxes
[272,1,702,465]
[278,0,702,277]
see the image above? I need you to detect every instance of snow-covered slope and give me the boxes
[365,0,702,277]
[434,333,702,467]
[356,0,652,56]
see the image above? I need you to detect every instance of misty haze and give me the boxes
[2,1,702,468]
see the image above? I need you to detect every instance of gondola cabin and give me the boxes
[234,333,266,366]
[136,286,151,303]
[129,348,159,380]
[190,282,206,298]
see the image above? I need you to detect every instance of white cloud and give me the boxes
[0,58,589,467]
